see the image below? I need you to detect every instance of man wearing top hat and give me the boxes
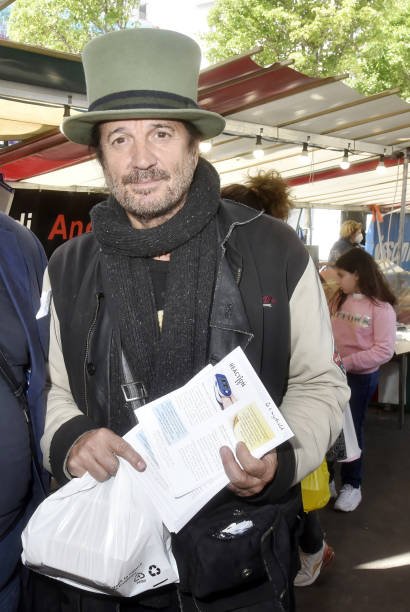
[36,28,349,612]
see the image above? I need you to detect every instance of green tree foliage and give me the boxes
[349,3,410,99]
[204,0,410,100]
[7,0,141,53]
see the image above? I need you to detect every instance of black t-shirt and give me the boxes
[147,259,169,327]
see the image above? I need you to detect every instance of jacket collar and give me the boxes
[208,201,264,373]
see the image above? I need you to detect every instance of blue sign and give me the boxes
[366,214,410,271]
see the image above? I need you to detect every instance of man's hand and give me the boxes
[67,428,146,481]
[220,442,278,497]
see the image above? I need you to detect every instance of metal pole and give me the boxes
[397,149,409,264]
[306,207,312,245]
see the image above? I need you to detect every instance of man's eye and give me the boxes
[156,130,172,139]
[110,135,127,146]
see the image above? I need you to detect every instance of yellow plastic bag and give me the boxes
[301,459,330,512]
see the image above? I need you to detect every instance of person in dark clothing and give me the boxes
[34,28,348,612]
[0,212,49,612]
[328,219,363,265]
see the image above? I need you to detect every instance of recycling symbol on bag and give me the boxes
[148,565,161,576]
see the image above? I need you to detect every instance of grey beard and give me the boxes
[104,155,197,223]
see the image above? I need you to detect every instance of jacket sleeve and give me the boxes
[342,302,396,373]
[327,245,339,265]
[40,269,96,482]
[280,258,350,484]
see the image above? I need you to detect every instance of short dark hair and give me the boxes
[89,120,201,166]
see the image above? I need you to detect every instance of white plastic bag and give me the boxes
[21,458,179,597]
[338,403,361,463]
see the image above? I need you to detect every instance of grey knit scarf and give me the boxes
[91,157,220,434]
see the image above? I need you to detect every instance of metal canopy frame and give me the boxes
[0,0,17,9]
[0,41,407,212]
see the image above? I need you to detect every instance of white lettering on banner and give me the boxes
[374,241,410,264]
[18,211,32,229]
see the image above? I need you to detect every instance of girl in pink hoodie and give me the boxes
[330,248,397,512]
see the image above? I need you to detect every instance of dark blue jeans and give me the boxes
[341,371,379,489]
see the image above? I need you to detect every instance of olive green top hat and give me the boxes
[62,28,226,145]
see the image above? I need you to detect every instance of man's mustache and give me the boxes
[122,169,170,184]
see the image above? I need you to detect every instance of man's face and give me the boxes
[99,119,199,228]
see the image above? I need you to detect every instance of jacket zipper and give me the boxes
[83,292,103,416]
[261,512,287,612]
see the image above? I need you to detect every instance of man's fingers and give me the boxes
[83,457,114,482]
[220,443,264,484]
[67,428,146,482]
[219,445,242,483]
[112,436,146,471]
[98,452,122,479]
[69,451,119,482]
[220,443,278,497]
[235,441,267,479]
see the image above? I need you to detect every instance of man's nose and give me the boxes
[129,141,157,168]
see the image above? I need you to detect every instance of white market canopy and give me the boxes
[0,39,409,211]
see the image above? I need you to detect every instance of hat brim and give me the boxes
[62,108,226,145]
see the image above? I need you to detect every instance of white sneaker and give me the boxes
[294,541,335,587]
[334,484,362,512]
[329,480,337,499]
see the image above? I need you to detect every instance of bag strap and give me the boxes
[0,346,47,498]
[99,263,147,423]
[120,349,148,421]
[0,348,26,400]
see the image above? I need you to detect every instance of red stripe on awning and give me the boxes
[287,156,403,186]
[0,130,91,181]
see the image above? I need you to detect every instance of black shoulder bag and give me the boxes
[0,346,47,541]
[172,487,303,611]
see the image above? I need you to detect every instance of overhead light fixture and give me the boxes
[253,128,264,160]
[199,140,212,154]
[340,148,350,170]
[376,154,387,175]
[63,94,72,118]
[299,141,310,164]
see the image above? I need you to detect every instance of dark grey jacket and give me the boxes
[41,198,348,611]
[43,199,347,490]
